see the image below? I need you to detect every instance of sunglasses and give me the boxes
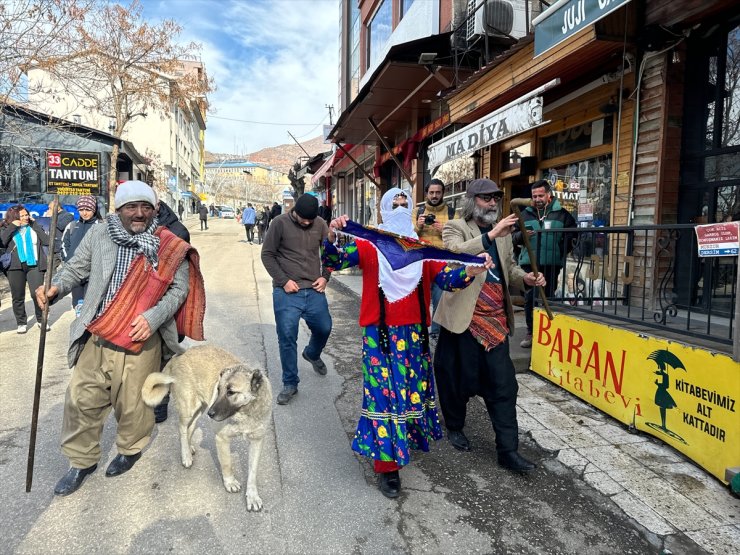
[476,193,503,202]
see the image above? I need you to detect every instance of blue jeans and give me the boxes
[430,282,442,336]
[273,287,333,387]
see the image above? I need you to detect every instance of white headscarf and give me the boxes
[378,187,416,238]
[375,187,423,302]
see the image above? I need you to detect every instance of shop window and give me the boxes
[21,150,41,193]
[0,146,13,194]
[541,116,613,160]
[704,152,740,182]
[501,143,532,172]
[703,23,740,149]
[542,154,612,226]
[368,0,392,68]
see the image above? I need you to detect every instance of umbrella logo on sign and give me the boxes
[645,349,688,444]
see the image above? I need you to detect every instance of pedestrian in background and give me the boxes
[61,195,102,308]
[269,201,282,223]
[261,194,332,406]
[177,200,185,221]
[434,178,544,473]
[512,179,576,348]
[256,205,269,244]
[323,188,490,499]
[0,204,50,333]
[44,198,74,271]
[198,203,209,230]
[411,178,457,339]
[241,203,256,244]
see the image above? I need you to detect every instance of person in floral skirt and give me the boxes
[323,188,491,498]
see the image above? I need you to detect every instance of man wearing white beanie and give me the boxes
[37,180,194,496]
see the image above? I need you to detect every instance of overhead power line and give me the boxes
[208,114,322,126]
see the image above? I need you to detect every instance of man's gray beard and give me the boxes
[474,204,498,225]
[427,197,443,207]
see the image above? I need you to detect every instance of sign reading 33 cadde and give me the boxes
[46,150,101,195]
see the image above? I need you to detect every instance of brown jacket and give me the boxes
[433,217,525,334]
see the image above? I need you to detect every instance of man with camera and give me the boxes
[412,178,457,338]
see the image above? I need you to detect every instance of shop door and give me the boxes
[502,176,531,215]
[677,19,740,316]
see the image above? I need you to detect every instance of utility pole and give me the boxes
[325,104,335,125]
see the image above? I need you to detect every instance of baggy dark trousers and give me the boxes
[434,328,519,453]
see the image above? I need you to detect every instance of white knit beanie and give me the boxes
[114,180,157,209]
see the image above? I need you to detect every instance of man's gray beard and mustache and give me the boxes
[427,197,443,207]
[474,204,499,225]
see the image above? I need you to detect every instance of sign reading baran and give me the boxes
[427,96,544,172]
[46,150,100,194]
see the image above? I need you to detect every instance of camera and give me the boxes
[424,214,436,225]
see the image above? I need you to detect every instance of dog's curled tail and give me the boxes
[142,373,176,407]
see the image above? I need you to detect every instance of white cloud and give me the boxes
[144,0,339,154]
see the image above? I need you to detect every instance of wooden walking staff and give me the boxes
[510,197,554,321]
[26,195,60,492]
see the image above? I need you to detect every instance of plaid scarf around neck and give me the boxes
[101,214,159,312]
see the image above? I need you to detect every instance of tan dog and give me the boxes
[142,345,272,511]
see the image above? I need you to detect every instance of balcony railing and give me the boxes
[529,224,737,350]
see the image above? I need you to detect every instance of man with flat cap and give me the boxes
[433,178,545,473]
[261,194,333,405]
[37,180,197,495]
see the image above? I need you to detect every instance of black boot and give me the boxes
[378,470,401,498]
[154,394,170,423]
[105,453,142,477]
[54,464,97,496]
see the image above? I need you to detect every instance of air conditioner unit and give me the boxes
[466,0,541,42]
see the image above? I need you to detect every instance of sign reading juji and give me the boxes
[530,310,739,483]
[533,0,632,57]
[694,222,740,257]
[46,150,101,195]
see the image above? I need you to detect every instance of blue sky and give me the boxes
[140,0,339,154]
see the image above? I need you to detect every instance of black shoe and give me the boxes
[302,349,327,376]
[54,464,97,496]
[448,429,471,451]
[378,470,401,499]
[154,394,170,423]
[276,385,298,405]
[105,453,142,477]
[498,451,536,473]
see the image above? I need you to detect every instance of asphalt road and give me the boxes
[0,217,681,554]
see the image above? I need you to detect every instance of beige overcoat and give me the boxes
[433,217,526,335]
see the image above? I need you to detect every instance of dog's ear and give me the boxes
[250,370,263,392]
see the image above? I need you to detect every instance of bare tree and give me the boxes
[0,0,92,197]
[35,0,214,206]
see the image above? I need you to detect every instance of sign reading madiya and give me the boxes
[46,150,100,195]
[530,310,739,483]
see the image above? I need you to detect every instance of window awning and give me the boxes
[329,33,470,145]
[310,145,354,186]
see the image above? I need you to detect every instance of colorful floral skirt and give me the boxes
[352,323,443,466]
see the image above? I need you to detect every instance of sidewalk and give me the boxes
[330,270,740,554]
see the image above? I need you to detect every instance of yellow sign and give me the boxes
[198,193,208,201]
[530,310,740,482]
